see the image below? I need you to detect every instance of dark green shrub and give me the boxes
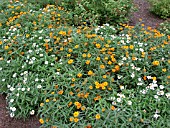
[57,0,134,25]
[148,0,170,19]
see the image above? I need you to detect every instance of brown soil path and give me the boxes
[0,94,41,128]
[0,0,167,128]
[129,0,165,28]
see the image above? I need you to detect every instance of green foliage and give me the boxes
[158,20,170,35]
[0,0,170,127]
[57,0,134,25]
[148,0,170,19]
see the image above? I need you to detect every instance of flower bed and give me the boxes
[0,1,169,127]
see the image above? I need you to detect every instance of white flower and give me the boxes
[37,85,42,89]
[30,110,35,115]
[11,107,16,112]
[157,90,164,96]
[153,113,160,119]
[41,79,44,82]
[56,72,60,75]
[10,113,15,118]
[165,93,170,99]
[0,67,2,71]
[17,88,21,91]
[118,75,122,79]
[16,93,19,97]
[127,101,132,105]
[39,37,43,39]
[51,63,54,66]
[131,72,135,78]
[139,48,144,52]
[32,57,36,60]
[138,78,142,81]
[39,54,43,57]
[28,50,33,53]
[10,87,15,91]
[12,73,17,78]
[10,99,14,103]
[7,85,11,88]
[159,85,164,89]
[137,82,143,86]
[112,101,117,105]
[7,60,11,63]
[21,88,25,91]
[154,95,158,99]
[27,88,30,91]
[117,98,122,103]
[147,76,152,79]
[45,61,48,65]
[2,79,5,81]
[120,85,124,90]
[35,78,39,82]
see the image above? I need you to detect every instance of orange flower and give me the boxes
[39,118,44,124]
[111,106,116,110]
[115,65,120,71]
[58,90,63,95]
[100,64,105,69]
[74,118,79,123]
[86,60,90,65]
[77,73,82,78]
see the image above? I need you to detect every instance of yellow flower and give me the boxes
[68,49,73,52]
[95,114,101,120]
[108,61,112,65]
[162,68,166,72]
[73,111,79,117]
[68,59,73,64]
[4,45,9,50]
[72,78,76,82]
[102,75,107,79]
[96,57,100,61]
[102,108,106,112]
[152,61,159,66]
[95,43,101,48]
[74,45,79,49]
[82,53,86,58]
[81,106,86,111]
[89,85,93,89]
[58,31,66,36]
[0,41,2,45]
[88,70,93,76]
[40,103,44,107]
[39,118,44,124]
[87,53,91,58]
[129,45,134,49]
[46,99,49,102]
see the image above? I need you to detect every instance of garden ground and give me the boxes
[0,0,169,128]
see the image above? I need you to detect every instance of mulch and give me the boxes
[0,0,167,128]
